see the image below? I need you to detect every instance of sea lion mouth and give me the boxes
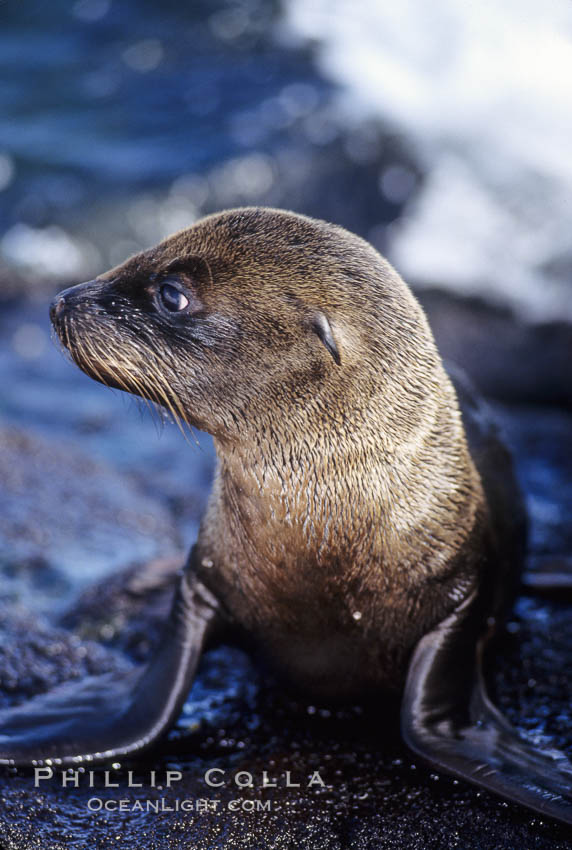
[50,282,136,388]
[51,283,101,365]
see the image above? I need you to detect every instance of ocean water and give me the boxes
[0,0,336,285]
[4,0,570,326]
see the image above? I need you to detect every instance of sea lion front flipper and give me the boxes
[0,568,221,766]
[401,591,572,825]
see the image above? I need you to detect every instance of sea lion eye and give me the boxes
[159,283,189,312]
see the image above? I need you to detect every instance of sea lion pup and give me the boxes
[0,208,570,823]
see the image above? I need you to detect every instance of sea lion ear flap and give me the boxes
[311,311,341,366]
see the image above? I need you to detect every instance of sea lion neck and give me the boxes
[210,406,382,548]
[209,373,465,545]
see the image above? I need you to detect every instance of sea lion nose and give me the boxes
[49,295,66,324]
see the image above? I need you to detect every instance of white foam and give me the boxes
[285,0,572,321]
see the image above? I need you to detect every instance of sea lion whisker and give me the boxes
[149,367,193,444]
[83,337,110,388]
[125,370,156,418]
[127,355,180,425]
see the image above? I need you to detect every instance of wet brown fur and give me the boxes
[53,207,513,700]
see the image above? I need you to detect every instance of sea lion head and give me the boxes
[50,207,446,445]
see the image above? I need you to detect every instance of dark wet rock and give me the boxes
[0,426,182,616]
[419,289,572,409]
[61,554,184,662]
[0,601,570,849]
[491,404,572,561]
[198,128,419,258]
[495,597,572,756]
[0,603,128,710]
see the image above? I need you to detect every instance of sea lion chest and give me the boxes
[195,457,478,700]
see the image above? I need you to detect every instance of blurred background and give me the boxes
[0,2,571,847]
[1,0,571,402]
[1,0,572,315]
